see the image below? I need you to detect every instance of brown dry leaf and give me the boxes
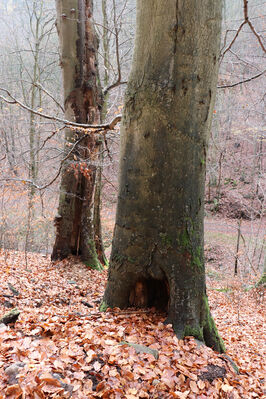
[127,388,138,395]
[174,390,190,399]
[32,387,45,399]
[85,349,96,363]
[41,385,64,394]
[93,361,102,371]
[214,379,222,390]
[178,374,186,385]
[139,390,149,398]
[39,373,62,386]
[83,331,94,340]
[105,339,117,345]
[32,392,44,399]
[175,364,197,381]
[73,371,85,380]
[72,383,82,392]
[96,381,106,392]
[109,368,119,377]
[189,379,199,394]
[161,368,176,388]
[121,370,135,380]
[133,365,147,376]
[83,380,93,394]
[197,380,205,390]
[5,384,23,395]
[221,383,234,392]
[53,359,64,372]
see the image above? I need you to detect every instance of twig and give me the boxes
[220,21,246,62]
[228,49,262,71]
[102,173,118,191]
[33,82,65,112]
[234,220,242,276]
[240,232,258,275]
[217,70,265,89]
[247,19,265,52]
[38,126,65,152]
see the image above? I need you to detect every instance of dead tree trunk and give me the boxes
[52,0,103,269]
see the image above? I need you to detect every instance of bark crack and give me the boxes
[146,243,166,280]
[147,243,157,270]
[173,0,179,54]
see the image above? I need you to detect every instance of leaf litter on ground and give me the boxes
[0,250,264,398]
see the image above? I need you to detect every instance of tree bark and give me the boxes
[102,0,225,352]
[52,0,103,269]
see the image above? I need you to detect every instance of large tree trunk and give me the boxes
[102,0,225,352]
[52,0,103,269]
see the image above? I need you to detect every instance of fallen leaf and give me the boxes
[93,361,102,371]
[221,383,234,392]
[197,380,205,390]
[190,380,199,393]
[174,390,190,399]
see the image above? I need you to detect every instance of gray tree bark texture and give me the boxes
[52,0,103,269]
[102,0,225,352]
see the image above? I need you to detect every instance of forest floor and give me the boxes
[0,217,265,398]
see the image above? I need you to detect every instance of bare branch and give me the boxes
[247,20,266,53]
[0,87,122,132]
[217,70,265,89]
[229,49,262,71]
[0,133,87,191]
[220,21,246,62]
[102,0,126,96]
[221,0,265,62]
[103,80,127,95]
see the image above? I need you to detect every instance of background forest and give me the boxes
[0,0,265,398]
[0,0,264,270]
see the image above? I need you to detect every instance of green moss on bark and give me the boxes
[178,229,204,271]
[184,325,204,341]
[256,272,266,286]
[159,232,173,248]
[181,296,225,353]
[99,301,108,312]
[192,255,203,270]
[179,230,190,248]
[83,239,104,271]
[202,295,226,353]
[84,260,103,271]
[112,253,136,265]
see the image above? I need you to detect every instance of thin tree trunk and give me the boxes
[102,0,225,352]
[27,2,42,250]
[52,0,103,269]
[92,0,111,266]
[257,254,266,286]
[93,149,108,266]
